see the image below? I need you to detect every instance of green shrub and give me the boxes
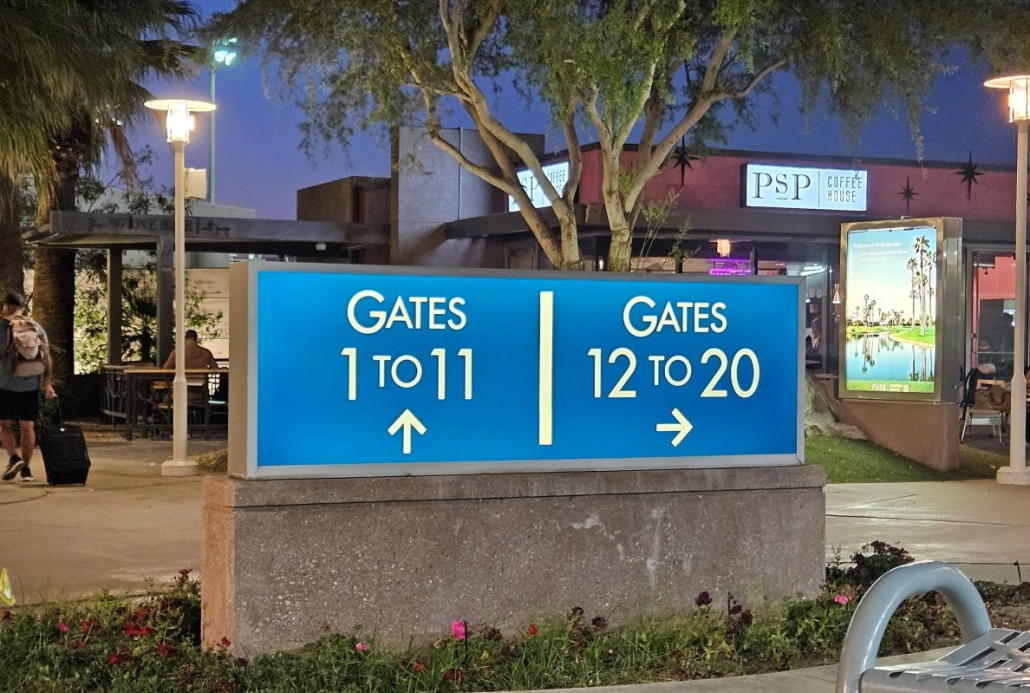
[0,543,973,692]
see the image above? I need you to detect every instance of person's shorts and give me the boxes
[0,389,40,422]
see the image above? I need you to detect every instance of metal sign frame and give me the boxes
[228,261,806,479]
[838,217,964,402]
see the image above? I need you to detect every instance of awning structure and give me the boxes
[42,211,388,254]
[31,211,390,365]
[446,202,1015,246]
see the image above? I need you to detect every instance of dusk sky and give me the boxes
[129,1,1023,221]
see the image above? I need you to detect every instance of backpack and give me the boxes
[962,368,982,406]
[4,315,47,378]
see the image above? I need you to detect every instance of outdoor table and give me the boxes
[119,366,229,440]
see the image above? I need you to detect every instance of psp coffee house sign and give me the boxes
[742,163,868,212]
[228,262,805,478]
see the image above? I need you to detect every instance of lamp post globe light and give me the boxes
[144,98,216,476]
[209,38,238,204]
[984,75,1030,484]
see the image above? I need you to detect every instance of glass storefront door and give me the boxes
[970,251,1018,380]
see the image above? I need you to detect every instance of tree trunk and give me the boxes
[605,200,634,273]
[32,247,76,382]
[601,154,634,273]
[32,176,77,382]
[0,176,24,296]
[556,207,583,271]
[607,223,635,271]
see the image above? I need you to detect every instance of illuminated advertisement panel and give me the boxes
[841,222,940,397]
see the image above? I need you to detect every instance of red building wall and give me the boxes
[576,149,1018,223]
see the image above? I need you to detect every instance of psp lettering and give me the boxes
[752,171,812,201]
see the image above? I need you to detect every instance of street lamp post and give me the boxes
[144,98,216,476]
[985,74,1030,484]
[209,38,238,204]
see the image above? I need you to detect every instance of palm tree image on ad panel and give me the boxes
[842,223,938,396]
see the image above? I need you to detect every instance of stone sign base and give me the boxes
[202,465,825,654]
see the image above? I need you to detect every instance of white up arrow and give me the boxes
[656,408,694,447]
[388,409,427,455]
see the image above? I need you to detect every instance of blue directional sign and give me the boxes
[231,262,803,478]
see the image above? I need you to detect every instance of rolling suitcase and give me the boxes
[38,406,91,485]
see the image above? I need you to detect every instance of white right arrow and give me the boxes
[388,409,427,455]
[656,408,694,447]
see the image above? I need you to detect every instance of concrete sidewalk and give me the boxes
[1,438,1028,693]
[826,479,1030,584]
[0,438,223,602]
[4,439,1030,599]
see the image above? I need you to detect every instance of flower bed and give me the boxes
[2,543,1021,693]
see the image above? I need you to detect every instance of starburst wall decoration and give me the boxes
[955,151,983,201]
[671,136,699,187]
[899,176,917,214]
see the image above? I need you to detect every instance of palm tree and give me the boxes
[0,0,95,295]
[912,235,932,335]
[906,257,917,324]
[0,0,199,379]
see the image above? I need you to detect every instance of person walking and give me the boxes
[0,292,57,482]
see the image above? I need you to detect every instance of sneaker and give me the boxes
[2,457,25,482]
[19,467,33,482]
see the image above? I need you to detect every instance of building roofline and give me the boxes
[535,142,1015,173]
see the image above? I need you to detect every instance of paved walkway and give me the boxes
[1,435,1027,693]
[4,437,1028,601]
[0,438,222,603]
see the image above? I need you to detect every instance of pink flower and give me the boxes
[57,621,68,633]
[450,619,467,641]
[355,641,369,652]
[834,594,852,605]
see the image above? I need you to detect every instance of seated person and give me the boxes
[162,330,220,403]
[163,330,219,370]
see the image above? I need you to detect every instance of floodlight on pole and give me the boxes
[209,38,238,204]
[144,97,216,477]
[985,74,1030,484]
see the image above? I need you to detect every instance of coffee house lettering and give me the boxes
[823,173,864,204]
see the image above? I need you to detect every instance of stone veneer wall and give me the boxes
[202,465,825,654]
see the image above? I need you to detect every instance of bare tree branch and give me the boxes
[626,54,788,209]
[561,102,583,207]
[712,56,789,101]
[469,0,504,57]
[614,58,659,150]
[702,27,737,92]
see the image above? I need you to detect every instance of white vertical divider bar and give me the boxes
[539,291,554,446]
